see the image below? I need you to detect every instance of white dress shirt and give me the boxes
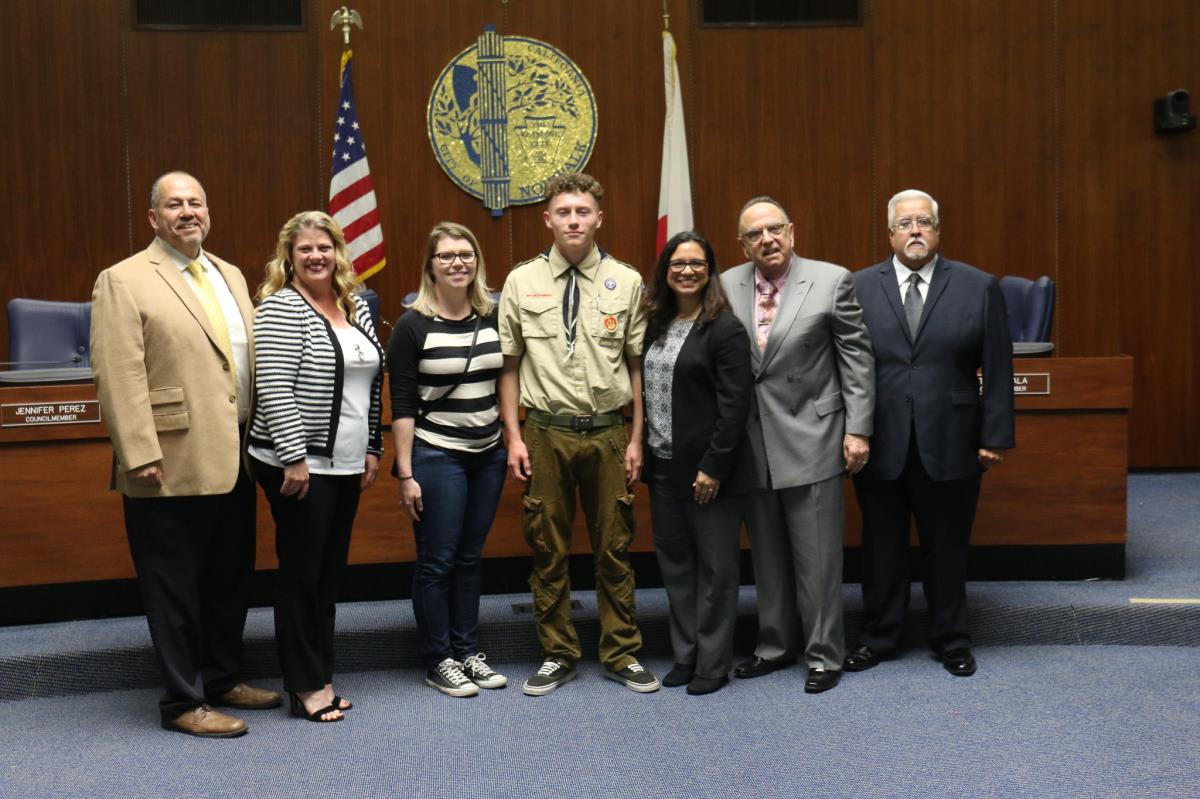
[892,255,937,303]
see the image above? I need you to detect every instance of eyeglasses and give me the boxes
[891,217,936,232]
[434,251,477,265]
[740,222,790,245]
[668,259,708,272]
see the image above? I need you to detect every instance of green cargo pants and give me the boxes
[522,420,643,670]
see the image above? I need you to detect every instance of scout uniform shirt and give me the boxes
[499,244,646,415]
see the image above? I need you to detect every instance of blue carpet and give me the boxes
[3,473,1200,797]
[2,647,1199,798]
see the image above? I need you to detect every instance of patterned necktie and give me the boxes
[185,260,238,383]
[755,279,778,352]
[562,266,581,360]
[904,272,924,338]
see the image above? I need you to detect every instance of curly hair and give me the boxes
[544,172,604,204]
[258,211,359,318]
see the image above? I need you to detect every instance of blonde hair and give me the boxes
[259,211,360,318]
[407,222,495,318]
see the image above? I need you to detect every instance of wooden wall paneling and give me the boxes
[4,1,1200,465]
[868,1,1057,279]
[1056,2,1123,360]
[0,0,128,363]
[1057,0,1200,466]
[122,19,319,286]
[1112,0,1198,466]
[690,21,874,272]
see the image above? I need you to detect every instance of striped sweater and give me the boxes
[387,309,502,452]
[249,287,384,465]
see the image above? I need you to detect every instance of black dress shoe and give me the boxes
[804,668,842,694]
[843,644,884,672]
[940,647,977,677]
[662,663,695,687]
[686,675,728,695]
[733,656,793,679]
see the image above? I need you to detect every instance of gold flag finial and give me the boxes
[663,0,670,30]
[330,6,363,46]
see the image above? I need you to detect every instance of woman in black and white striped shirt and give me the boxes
[388,222,507,697]
[249,210,383,722]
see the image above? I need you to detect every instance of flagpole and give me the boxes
[328,6,387,281]
[656,1,694,253]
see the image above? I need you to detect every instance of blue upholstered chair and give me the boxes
[6,299,93,370]
[999,276,1055,343]
[358,287,381,329]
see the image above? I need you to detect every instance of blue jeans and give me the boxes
[410,442,507,668]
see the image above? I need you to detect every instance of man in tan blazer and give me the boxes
[91,171,279,737]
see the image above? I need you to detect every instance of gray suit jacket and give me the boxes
[720,254,874,490]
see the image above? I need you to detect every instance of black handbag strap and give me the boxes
[419,314,482,418]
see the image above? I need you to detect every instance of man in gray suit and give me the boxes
[720,197,874,693]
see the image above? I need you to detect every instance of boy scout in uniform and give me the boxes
[498,172,659,696]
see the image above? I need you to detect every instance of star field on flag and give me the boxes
[329,50,386,279]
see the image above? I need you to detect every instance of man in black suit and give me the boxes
[846,189,1014,677]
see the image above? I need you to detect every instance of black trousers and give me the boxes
[254,462,360,693]
[123,467,257,723]
[649,467,744,680]
[853,434,981,653]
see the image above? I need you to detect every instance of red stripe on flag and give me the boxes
[342,210,380,242]
[329,176,375,213]
[656,215,668,254]
[352,242,386,273]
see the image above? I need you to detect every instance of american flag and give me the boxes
[329,50,386,279]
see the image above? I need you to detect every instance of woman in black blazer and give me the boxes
[641,231,753,695]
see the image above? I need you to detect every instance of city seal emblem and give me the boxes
[427,26,598,217]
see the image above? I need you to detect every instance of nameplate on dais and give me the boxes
[1,401,102,427]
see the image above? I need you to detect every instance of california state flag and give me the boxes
[656,30,693,253]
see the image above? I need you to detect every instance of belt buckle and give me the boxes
[573,414,594,430]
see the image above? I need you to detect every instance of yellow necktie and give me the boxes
[185,260,238,385]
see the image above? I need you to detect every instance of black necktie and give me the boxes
[562,266,580,359]
[905,273,924,338]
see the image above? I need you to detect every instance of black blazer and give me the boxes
[641,310,754,497]
[854,255,1015,482]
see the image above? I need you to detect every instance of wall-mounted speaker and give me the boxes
[1154,89,1197,135]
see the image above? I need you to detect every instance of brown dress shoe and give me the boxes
[163,705,248,738]
[210,683,283,710]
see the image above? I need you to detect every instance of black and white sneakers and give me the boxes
[461,653,508,689]
[522,659,661,695]
[603,661,660,693]
[522,660,578,696]
[427,654,510,696]
[426,658,479,697]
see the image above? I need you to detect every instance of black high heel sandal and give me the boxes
[289,692,343,723]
